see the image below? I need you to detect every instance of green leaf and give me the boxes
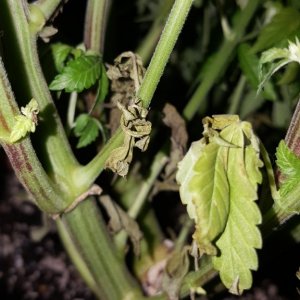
[252,7,300,53]
[74,114,100,148]
[238,43,277,101]
[176,139,206,221]
[276,140,300,196]
[212,121,263,295]
[189,143,230,255]
[177,115,263,294]
[9,99,39,143]
[89,64,109,113]
[49,54,101,92]
[51,43,73,73]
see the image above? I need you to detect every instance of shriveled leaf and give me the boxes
[51,42,73,73]
[276,140,300,197]
[162,247,190,300]
[252,7,300,53]
[49,54,101,92]
[74,114,100,148]
[99,195,143,255]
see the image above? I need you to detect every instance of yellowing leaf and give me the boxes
[9,99,39,143]
[177,115,263,294]
[189,143,229,255]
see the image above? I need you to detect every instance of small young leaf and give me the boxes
[276,140,300,196]
[9,99,39,143]
[74,114,100,148]
[252,7,300,53]
[49,54,101,92]
[51,42,73,73]
[238,43,277,101]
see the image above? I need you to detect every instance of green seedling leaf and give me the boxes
[252,7,300,53]
[10,99,39,143]
[51,43,73,73]
[49,54,101,92]
[74,113,100,148]
[238,43,276,101]
[177,115,263,294]
[276,140,300,197]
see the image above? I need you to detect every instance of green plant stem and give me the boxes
[60,198,145,300]
[115,151,168,250]
[138,0,194,107]
[67,91,77,130]
[35,0,63,21]
[76,0,194,188]
[183,0,260,120]
[84,0,112,54]
[0,0,79,184]
[227,75,246,114]
[137,0,175,63]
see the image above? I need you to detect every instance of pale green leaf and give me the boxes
[10,116,35,143]
[49,54,101,92]
[177,116,263,294]
[9,99,39,143]
[176,139,206,221]
[259,48,290,64]
[212,126,262,295]
[189,143,229,255]
[276,140,300,196]
[252,8,300,53]
[51,43,73,73]
[74,114,100,148]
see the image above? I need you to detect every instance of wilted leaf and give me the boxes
[162,247,190,300]
[49,54,101,92]
[99,195,143,255]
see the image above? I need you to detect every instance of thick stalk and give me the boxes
[136,0,175,63]
[0,0,79,184]
[76,0,194,187]
[60,198,146,300]
[0,58,69,214]
[183,0,260,120]
[84,0,112,54]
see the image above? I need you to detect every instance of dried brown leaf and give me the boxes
[99,195,143,255]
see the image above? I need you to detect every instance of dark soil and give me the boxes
[0,161,95,300]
